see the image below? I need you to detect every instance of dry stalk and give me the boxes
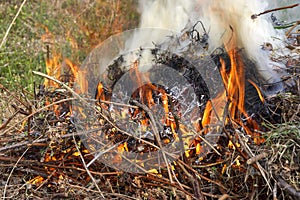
[0,110,19,131]
[66,183,141,200]
[130,100,174,184]
[34,162,63,192]
[0,84,30,109]
[32,71,162,151]
[218,194,230,200]
[141,173,194,197]
[236,130,273,191]
[2,135,42,199]
[275,175,300,199]
[177,161,204,199]
[247,152,269,165]
[192,130,222,156]
[176,160,232,195]
[72,131,105,198]
[0,0,27,49]
[251,3,299,19]
[0,98,75,136]
[286,20,300,37]
[32,71,178,183]
[192,157,231,168]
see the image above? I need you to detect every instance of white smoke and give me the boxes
[193,0,286,84]
[127,0,299,89]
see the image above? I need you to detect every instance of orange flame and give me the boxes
[127,61,177,135]
[65,58,88,94]
[221,44,246,122]
[218,38,264,144]
[44,53,61,88]
[200,34,264,145]
[247,79,265,104]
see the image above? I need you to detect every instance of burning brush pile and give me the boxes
[1,1,300,199]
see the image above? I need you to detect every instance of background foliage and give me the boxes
[0,0,139,91]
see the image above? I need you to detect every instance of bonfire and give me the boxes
[0,0,299,199]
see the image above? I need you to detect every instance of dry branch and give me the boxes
[251,3,299,19]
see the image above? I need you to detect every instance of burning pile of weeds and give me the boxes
[1,12,300,200]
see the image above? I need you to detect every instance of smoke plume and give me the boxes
[130,0,299,89]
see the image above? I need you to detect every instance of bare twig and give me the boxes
[236,130,273,191]
[275,175,300,199]
[273,184,278,200]
[285,20,300,37]
[192,130,222,156]
[0,110,19,131]
[32,71,161,150]
[177,161,204,199]
[0,83,30,109]
[0,124,100,152]
[218,194,230,200]
[86,142,121,168]
[34,162,63,192]
[72,132,105,198]
[177,160,227,193]
[2,135,42,199]
[0,0,27,49]
[0,98,75,136]
[251,3,299,19]
[130,100,174,183]
[141,173,194,197]
[96,99,138,109]
[192,157,231,168]
[247,152,268,165]
[0,156,123,177]
[32,71,87,103]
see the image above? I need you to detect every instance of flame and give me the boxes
[44,53,89,117]
[221,43,246,122]
[65,58,88,94]
[44,53,61,88]
[215,36,264,144]
[247,79,265,104]
[200,32,265,145]
[224,46,264,144]
[27,176,44,185]
[44,53,62,117]
[127,61,177,136]
[42,26,61,89]
[201,100,212,130]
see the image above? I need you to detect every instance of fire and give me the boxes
[210,36,264,144]
[44,53,87,94]
[201,100,212,131]
[220,42,246,123]
[65,58,88,94]
[128,61,178,138]
[44,52,88,117]
[44,53,61,89]
[42,24,265,171]
[247,79,265,104]
[27,176,44,186]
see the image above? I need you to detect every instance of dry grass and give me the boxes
[0,1,299,199]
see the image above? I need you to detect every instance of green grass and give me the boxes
[0,1,44,91]
[0,0,139,92]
